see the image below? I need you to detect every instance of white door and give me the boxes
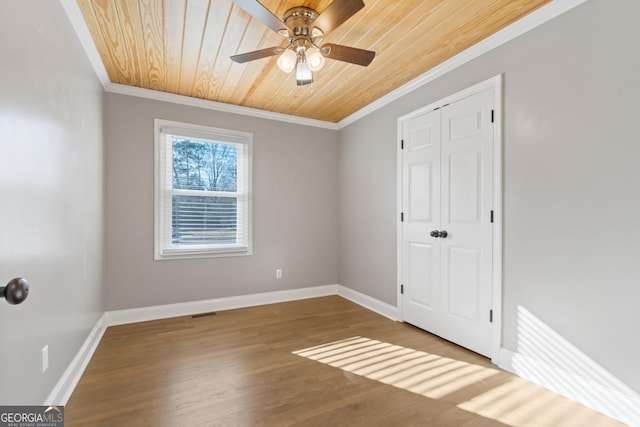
[401,108,442,334]
[401,88,495,357]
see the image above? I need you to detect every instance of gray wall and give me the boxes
[104,94,339,310]
[0,1,104,404]
[338,0,640,392]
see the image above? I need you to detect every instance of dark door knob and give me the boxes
[438,230,448,238]
[430,230,439,238]
[1,277,29,305]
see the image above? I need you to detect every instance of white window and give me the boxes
[154,119,252,260]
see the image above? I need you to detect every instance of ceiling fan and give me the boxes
[230,0,375,86]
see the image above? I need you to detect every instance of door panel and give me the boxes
[408,127,434,151]
[448,247,480,320]
[448,109,482,141]
[449,150,481,223]
[408,242,435,309]
[409,163,432,222]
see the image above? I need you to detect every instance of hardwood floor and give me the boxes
[66,296,621,426]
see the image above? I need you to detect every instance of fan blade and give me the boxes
[233,0,288,34]
[322,43,375,66]
[313,0,364,35]
[231,47,281,63]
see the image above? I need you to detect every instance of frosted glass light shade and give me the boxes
[277,49,296,73]
[306,47,325,71]
[296,61,313,86]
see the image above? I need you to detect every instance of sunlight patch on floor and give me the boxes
[458,377,621,427]
[294,336,624,427]
[293,336,500,399]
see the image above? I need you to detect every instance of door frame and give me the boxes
[396,74,503,363]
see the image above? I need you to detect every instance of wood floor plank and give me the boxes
[65,296,622,426]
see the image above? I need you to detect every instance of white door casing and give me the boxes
[398,76,502,360]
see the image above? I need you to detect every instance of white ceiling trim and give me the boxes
[106,82,340,130]
[59,0,110,87]
[337,0,590,129]
[60,0,589,131]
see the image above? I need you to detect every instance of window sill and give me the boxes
[154,247,252,261]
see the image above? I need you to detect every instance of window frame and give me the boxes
[154,119,253,260]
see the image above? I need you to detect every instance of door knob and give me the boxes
[430,230,439,238]
[1,277,29,305]
[438,230,448,238]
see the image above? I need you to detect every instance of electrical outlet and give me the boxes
[42,345,49,373]
[276,269,282,279]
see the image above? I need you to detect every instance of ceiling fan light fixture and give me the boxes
[230,0,375,86]
[277,49,296,73]
[306,47,325,71]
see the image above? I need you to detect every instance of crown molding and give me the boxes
[336,0,590,129]
[59,0,110,88]
[105,82,340,130]
[61,0,588,131]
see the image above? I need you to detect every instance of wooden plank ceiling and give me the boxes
[78,0,549,123]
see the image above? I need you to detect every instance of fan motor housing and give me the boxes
[283,6,320,38]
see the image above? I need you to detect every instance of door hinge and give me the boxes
[401,139,404,149]
[401,284,404,294]
[490,210,494,223]
[489,309,493,323]
[401,212,404,222]
[491,109,495,123]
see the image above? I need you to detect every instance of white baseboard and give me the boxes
[104,284,339,326]
[498,348,640,427]
[337,285,399,321]
[44,313,107,406]
[103,284,401,327]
